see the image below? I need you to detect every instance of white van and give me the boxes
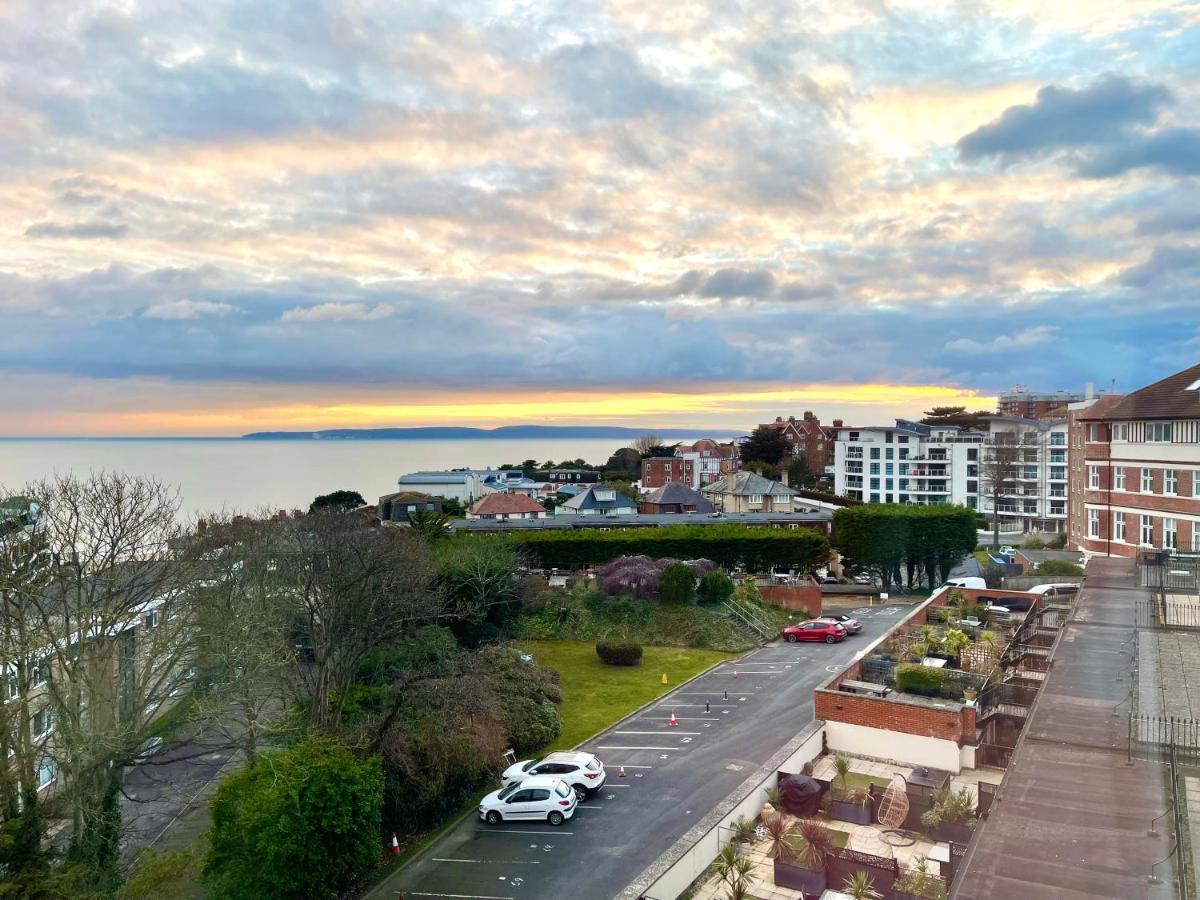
[945,577,986,590]
[1026,583,1080,599]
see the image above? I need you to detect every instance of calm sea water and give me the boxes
[0,438,633,517]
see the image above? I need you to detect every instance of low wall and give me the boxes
[759,582,823,617]
[617,722,826,900]
[825,720,965,773]
[1002,574,1084,591]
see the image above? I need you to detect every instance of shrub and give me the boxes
[595,640,644,666]
[895,663,945,697]
[1045,533,1068,550]
[1022,535,1046,550]
[660,562,698,604]
[204,738,384,900]
[598,555,669,598]
[697,570,735,604]
[1035,559,1083,576]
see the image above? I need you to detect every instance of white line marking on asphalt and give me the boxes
[412,893,516,900]
[432,859,542,864]
[601,764,653,769]
[615,731,701,735]
[605,783,631,787]
[474,830,574,836]
[656,703,737,708]
[597,745,680,751]
[577,805,606,809]
[638,716,722,721]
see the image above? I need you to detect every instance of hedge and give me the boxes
[832,504,977,591]
[492,524,830,572]
[697,570,735,604]
[895,663,945,697]
[595,641,644,666]
[659,562,697,604]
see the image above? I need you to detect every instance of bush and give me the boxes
[596,641,644,666]
[1035,559,1083,576]
[1022,535,1046,550]
[1045,533,1068,550]
[599,556,669,598]
[660,562,697,604]
[697,570,735,604]
[895,663,945,697]
[204,738,384,900]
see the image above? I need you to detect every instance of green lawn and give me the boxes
[973,549,994,569]
[840,771,891,791]
[518,640,738,750]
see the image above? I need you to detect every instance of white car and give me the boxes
[479,776,577,826]
[501,750,606,800]
[999,546,1017,557]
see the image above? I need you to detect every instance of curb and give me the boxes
[366,644,757,897]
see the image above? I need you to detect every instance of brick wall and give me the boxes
[641,457,695,489]
[815,690,976,743]
[759,583,823,617]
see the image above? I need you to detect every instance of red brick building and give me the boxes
[998,387,1083,420]
[761,412,838,476]
[1069,363,1200,557]
[640,456,696,490]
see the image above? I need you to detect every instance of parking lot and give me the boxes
[367,606,904,900]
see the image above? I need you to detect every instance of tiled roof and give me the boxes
[701,471,796,497]
[560,485,638,511]
[379,491,438,503]
[468,493,545,515]
[1072,394,1125,422]
[641,481,715,513]
[1101,362,1200,420]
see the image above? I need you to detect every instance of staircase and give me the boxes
[723,598,774,643]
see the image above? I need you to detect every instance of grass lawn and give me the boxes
[517,640,738,750]
[840,772,891,791]
[784,827,850,853]
[973,550,994,569]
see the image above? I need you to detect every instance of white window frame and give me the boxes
[748,494,764,505]
[33,708,52,740]
[1165,469,1178,495]
[1141,515,1154,546]
[1114,466,1126,491]
[1114,511,1126,542]
[1088,508,1100,538]
[1149,422,1174,442]
[1165,518,1178,551]
[1112,423,1129,442]
[1088,465,1099,489]
[37,760,56,792]
[1141,468,1153,493]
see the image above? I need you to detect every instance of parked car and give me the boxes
[945,576,986,589]
[479,776,577,826]
[985,605,1013,624]
[999,546,1017,557]
[782,620,846,644]
[500,751,606,799]
[818,576,840,585]
[1026,583,1080,599]
[987,595,1034,612]
[852,574,875,585]
[823,613,862,634]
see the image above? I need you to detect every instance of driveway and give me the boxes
[367,606,904,900]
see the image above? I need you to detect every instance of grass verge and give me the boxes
[517,640,737,750]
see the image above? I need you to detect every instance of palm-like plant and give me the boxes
[789,819,834,870]
[730,816,756,845]
[764,785,783,809]
[761,810,795,859]
[842,870,883,900]
[713,843,755,900]
[942,628,970,661]
[406,507,453,542]
[833,754,852,792]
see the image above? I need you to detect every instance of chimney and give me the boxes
[833,419,844,428]
[780,468,789,487]
[788,415,796,423]
[1085,381,1095,400]
[775,416,783,423]
[803,411,815,421]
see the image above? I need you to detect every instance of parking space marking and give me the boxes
[596,745,682,751]
[412,893,516,900]
[637,717,721,722]
[474,829,574,836]
[614,730,701,735]
[598,764,652,769]
[431,859,542,864]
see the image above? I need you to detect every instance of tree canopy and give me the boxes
[309,489,366,512]
[832,504,977,591]
[920,406,993,433]
[739,425,790,468]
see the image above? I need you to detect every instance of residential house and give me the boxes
[377,491,443,523]
[761,412,838,477]
[1068,363,1200,557]
[466,493,548,520]
[395,470,488,504]
[638,482,715,515]
[701,471,799,513]
[673,439,741,486]
[640,456,696,490]
[557,485,638,517]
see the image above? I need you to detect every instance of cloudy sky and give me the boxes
[2,0,1198,436]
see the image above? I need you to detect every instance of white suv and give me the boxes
[479,776,577,826]
[501,751,606,800]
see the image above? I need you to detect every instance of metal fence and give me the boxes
[1130,715,1200,764]
[1137,598,1200,631]
[1139,551,1200,595]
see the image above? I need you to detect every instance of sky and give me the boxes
[1,0,1199,436]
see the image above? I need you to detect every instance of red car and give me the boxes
[783,620,846,644]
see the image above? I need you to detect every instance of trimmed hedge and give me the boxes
[595,641,644,666]
[660,562,697,605]
[697,570,735,604]
[493,524,830,572]
[895,663,945,697]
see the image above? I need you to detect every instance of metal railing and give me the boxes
[722,597,773,641]
[1130,715,1200,765]
[1139,552,1200,595]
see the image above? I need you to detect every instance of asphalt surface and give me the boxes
[367,606,905,900]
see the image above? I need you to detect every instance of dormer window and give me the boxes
[594,490,615,502]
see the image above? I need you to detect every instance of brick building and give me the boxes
[998,387,1083,420]
[761,412,838,477]
[1069,363,1200,557]
[673,438,740,486]
[640,456,696,490]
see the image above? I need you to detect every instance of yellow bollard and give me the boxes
[661,672,668,684]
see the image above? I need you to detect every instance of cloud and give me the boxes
[956,75,1172,161]
[1136,209,1200,236]
[1118,245,1200,288]
[694,269,778,300]
[142,298,239,319]
[944,326,1060,354]
[1076,128,1200,179]
[280,302,394,323]
[25,221,129,239]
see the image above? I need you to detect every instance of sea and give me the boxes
[0,438,638,517]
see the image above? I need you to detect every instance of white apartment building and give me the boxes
[831,417,1069,532]
[832,420,984,507]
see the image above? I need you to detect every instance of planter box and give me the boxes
[933,820,975,844]
[773,857,826,895]
[829,798,873,825]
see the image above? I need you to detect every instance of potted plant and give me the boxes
[920,786,977,844]
[730,816,757,851]
[774,818,833,895]
[761,810,795,859]
[828,755,873,825]
[713,842,757,900]
[761,784,782,818]
[895,855,948,900]
[842,870,883,900]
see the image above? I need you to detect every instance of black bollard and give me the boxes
[723,690,728,700]
[705,701,710,713]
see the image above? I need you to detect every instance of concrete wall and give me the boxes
[759,582,823,617]
[1002,574,1084,591]
[825,720,964,773]
[618,723,826,900]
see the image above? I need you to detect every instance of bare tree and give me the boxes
[981,437,1021,551]
[633,433,663,456]
[278,512,440,732]
[18,473,200,872]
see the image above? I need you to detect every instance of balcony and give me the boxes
[845,462,863,474]
[845,447,864,460]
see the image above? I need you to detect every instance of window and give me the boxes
[869,478,880,490]
[885,448,894,460]
[885,463,894,476]
[1050,432,1066,446]
[870,463,880,475]
[870,448,880,460]
[1165,518,1178,550]
[144,610,158,631]
[1088,509,1100,538]
[37,760,56,792]
[899,448,909,460]
[966,480,978,494]
[1111,423,1127,441]
[1050,500,1066,515]
[1141,515,1154,546]
[1114,512,1126,542]
[1149,422,1174,442]
[1166,469,1178,494]
[748,494,763,504]
[1114,466,1126,490]
[869,493,880,502]
[33,708,52,739]
[1194,526,1200,553]
[967,448,978,461]
[1195,470,1200,497]
[898,435,909,443]
[849,431,860,441]
[886,493,894,503]
[886,431,894,443]
[1088,466,1099,489]
[1141,468,1153,493]
[1050,467,1066,480]
[1049,449,1065,463]
[1088,424,1100,442]
[31,660,47,688]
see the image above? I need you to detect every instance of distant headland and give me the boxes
[240,425,745,441]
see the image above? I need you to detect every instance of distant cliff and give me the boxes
[241,425,743,441]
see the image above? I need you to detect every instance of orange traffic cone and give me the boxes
[618,765,626,777]
[669,710,678,727]
[391,832,400,856]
